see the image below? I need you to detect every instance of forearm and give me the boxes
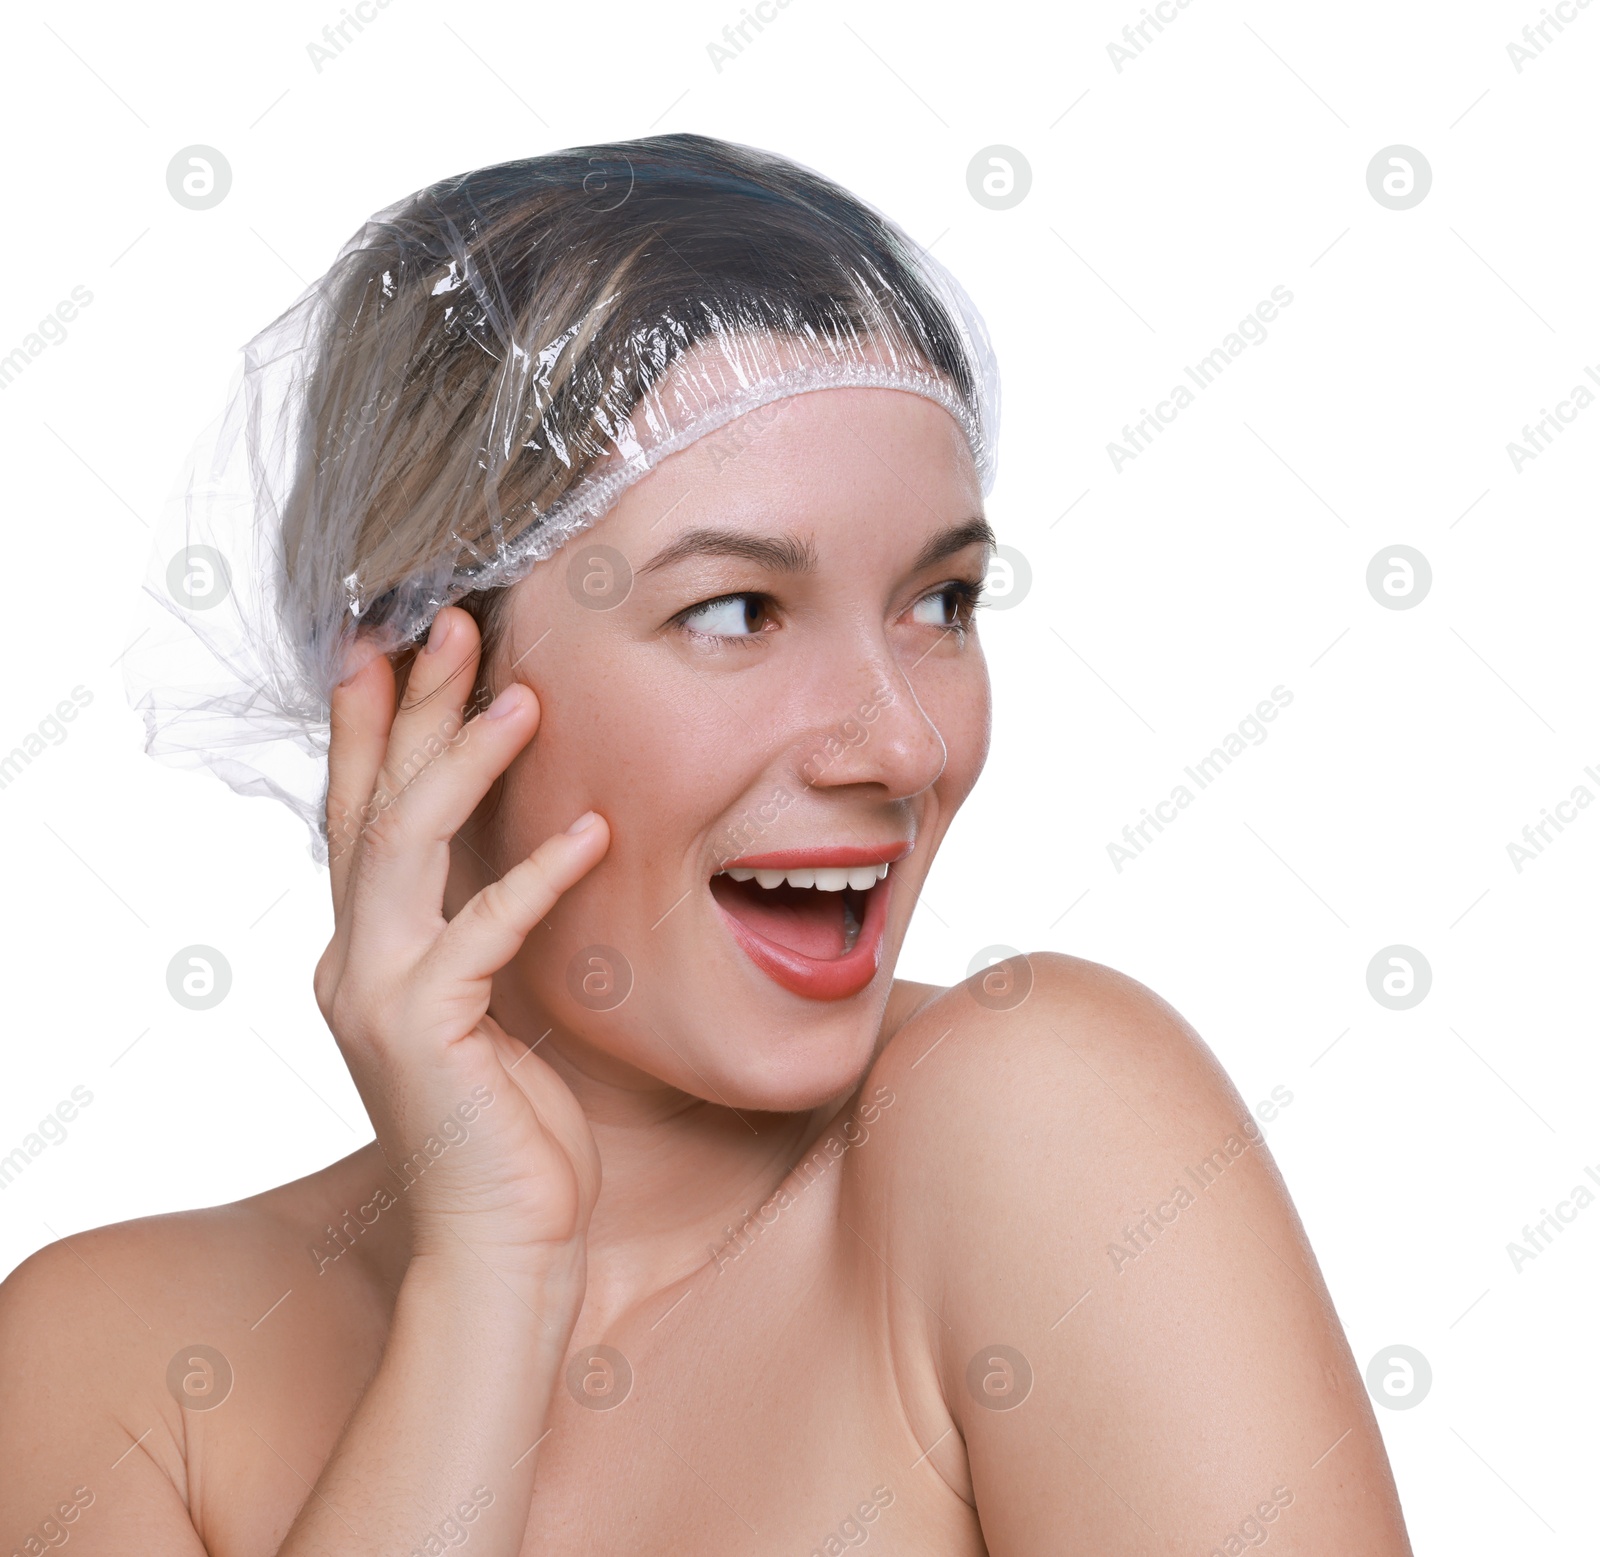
[275,1251,582,1556]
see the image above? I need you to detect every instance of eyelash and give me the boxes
[670,578,988,647]
[672,593,768,647]
[927,577,986,627]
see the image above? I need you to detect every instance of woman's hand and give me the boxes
[312,604,609,1285]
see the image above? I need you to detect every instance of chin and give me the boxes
[684,843,911,1111]
[550,958,897,1117]
[706,1010,890,1115]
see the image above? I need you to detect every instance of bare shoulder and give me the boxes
[851,950,1254,1196]
[840,952,1412,1550]
[844,950,1267,1270]
[0,1140,405,1354]
[0,1146,402,1549]
[846,947,1318,1316]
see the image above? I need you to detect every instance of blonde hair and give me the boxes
[277,131,991,731]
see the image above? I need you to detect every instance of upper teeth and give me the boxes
[720,863,889,891]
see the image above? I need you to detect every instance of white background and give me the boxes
[1,1,1595,1549]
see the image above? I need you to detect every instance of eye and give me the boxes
[911,579,985,631]
[675,592,773,640]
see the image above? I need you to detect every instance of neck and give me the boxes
[576,1079,827,1328]
[493,1000,853,1332]
[328,980,932,1321]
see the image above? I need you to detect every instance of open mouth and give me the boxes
[709,863,885,958]
[708,846,908,1001]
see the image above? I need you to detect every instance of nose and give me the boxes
[792,648,947,801]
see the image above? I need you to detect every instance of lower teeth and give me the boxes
[840,890,863,955]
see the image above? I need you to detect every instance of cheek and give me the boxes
[920,653,991,802]
[495,661,746,862]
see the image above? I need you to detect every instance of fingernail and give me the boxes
[565,810,601,835]
[483,685,522,720]
[337,645,374,686]
[422,612,451,655]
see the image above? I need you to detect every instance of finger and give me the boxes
[345,680,544,932]
[425,812,610,988]
[326,646,395,909]
[375,606,483,803]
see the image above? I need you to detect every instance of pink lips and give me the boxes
[711,842,911,1001]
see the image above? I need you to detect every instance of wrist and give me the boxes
[403,1242,587,1341]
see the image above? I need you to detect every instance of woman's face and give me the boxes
[449,379,992,1112]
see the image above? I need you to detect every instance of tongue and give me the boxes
[710,876,849,959]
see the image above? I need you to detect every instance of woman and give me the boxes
[0,134,1412,1554]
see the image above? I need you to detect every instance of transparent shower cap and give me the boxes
[122,133,1001,864]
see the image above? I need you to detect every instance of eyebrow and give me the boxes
[911,516,996,572]
[638,527,819,576]
[636,516,996,578]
